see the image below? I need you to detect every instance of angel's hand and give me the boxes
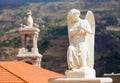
[79,29,87,36]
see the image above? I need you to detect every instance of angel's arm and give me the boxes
[69,26,89,38]
[68,26,80,38]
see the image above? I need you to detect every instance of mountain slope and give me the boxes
[0,0,120,76]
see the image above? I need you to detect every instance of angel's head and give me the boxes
[67,9,80,26]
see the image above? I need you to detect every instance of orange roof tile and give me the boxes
[0,66,25,83]
[0,66,26,83]
[0,61,64,83]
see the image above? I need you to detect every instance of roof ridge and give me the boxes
[0,65,27,83]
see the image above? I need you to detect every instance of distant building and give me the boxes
[106,26,120,31]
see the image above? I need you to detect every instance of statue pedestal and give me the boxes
[17,51,42,67]
[48,78,112,83]
[49,67,112,83]
[65,67,95,78]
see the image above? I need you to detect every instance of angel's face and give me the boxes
[68,9,81,24]
[74,10,80,22]
[73,10,80,23]
[75,9,80,17]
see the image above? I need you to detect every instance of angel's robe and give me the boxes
[67,19,93,70]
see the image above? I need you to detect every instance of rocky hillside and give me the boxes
[0,0,120,76]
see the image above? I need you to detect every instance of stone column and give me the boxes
[32,33,39,53]
[21,34,26,48]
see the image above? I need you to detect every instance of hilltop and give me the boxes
[0,0,119,9]
[0,0,120,76]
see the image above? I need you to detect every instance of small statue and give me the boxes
[26,10,34,28]
[66,9,96,78]
[19,10,40,29]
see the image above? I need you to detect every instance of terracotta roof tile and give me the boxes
[0,61,64,83]
[0,65,26,83]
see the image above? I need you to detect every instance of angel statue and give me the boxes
[65,9,95,78]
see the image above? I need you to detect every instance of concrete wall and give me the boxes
[104,73,120,83]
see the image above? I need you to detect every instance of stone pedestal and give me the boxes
[17,50,42,67]
[48,78,112,83]
[17,27,42,67]
[65,67,96,78]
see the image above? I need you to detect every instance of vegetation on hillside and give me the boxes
[0,0,120,76]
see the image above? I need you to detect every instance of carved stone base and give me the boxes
[65,67,95,78]
[17,53,42,67]
[48,78,112,83]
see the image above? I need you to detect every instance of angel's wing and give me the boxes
[85,11,95,33]
[85,11,95,68]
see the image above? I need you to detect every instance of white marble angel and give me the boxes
[67,9,95,70]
